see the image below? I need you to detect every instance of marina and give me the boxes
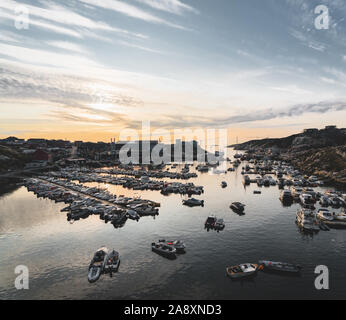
[0,149,345,299]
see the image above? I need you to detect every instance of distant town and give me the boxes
[0,125,345,188]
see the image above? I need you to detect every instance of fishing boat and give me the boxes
[103,250,120,276]
[159,240,186,253]
[226,263,258,279]
[88,247,108,283]
[230,202,245,213]
[258,260,302,274]
[151,242,176,259]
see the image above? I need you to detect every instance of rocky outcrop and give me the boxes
[233,127,346,189]
[289,145,346,188]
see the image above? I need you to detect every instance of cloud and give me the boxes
[0,0,147,40]
[46,41,86,54]
[289,29,326,52]
[149,101,346,129]
[0,42,102,70]
[117,40,165,54]
[0,66,142,109]
[215,101,346,126]
[79,0,188,29]
[135,0,199,15]
[0,7,82,38]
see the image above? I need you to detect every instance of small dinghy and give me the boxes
[258,260,302,274]
[214,218,225,230]
[88,247,108,283]
[230,202,245,213]
[151,242,176,259]
[159,239,186,253]
[104,250,120,276]
[226,263,258,279]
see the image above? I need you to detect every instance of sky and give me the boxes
[0,0,346,143]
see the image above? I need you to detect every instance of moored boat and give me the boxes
[151,242,177,259]
[205,215,217,228]
[182,198,204,207]
[226,263,258,279]
[258,260,302,273]
[159,239,186,252]
[230,202,245,213]
[88,247,108,283]
[103,250,120,276]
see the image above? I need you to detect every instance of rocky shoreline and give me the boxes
[233,126,346,190]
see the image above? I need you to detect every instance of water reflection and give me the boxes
[0,151,346,299]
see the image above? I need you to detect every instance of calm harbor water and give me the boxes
[1,153,345,300]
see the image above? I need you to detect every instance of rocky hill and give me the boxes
[234,127,345,151]
[233,126,346,188]
[0,145,29,173]
[290,145,346,188]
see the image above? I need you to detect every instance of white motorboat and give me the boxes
[317,209,335,222]
[88,247,109,283]
[159,239,186,252]
[299,193,314,206]
[151,242,176,259]
[334,209,346,222]
[226,263,258,279]
[296,209,319,232]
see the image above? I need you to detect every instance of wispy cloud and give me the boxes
[289,29,326,52]
[135,0,199,15]
[79,0,188,29]
[46,41,86,54]
[0,0,147,40]
[117,40,164,54]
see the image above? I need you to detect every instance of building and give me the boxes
[32,149,52,162]
[303,128,318,135]
[325,125,337,130]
